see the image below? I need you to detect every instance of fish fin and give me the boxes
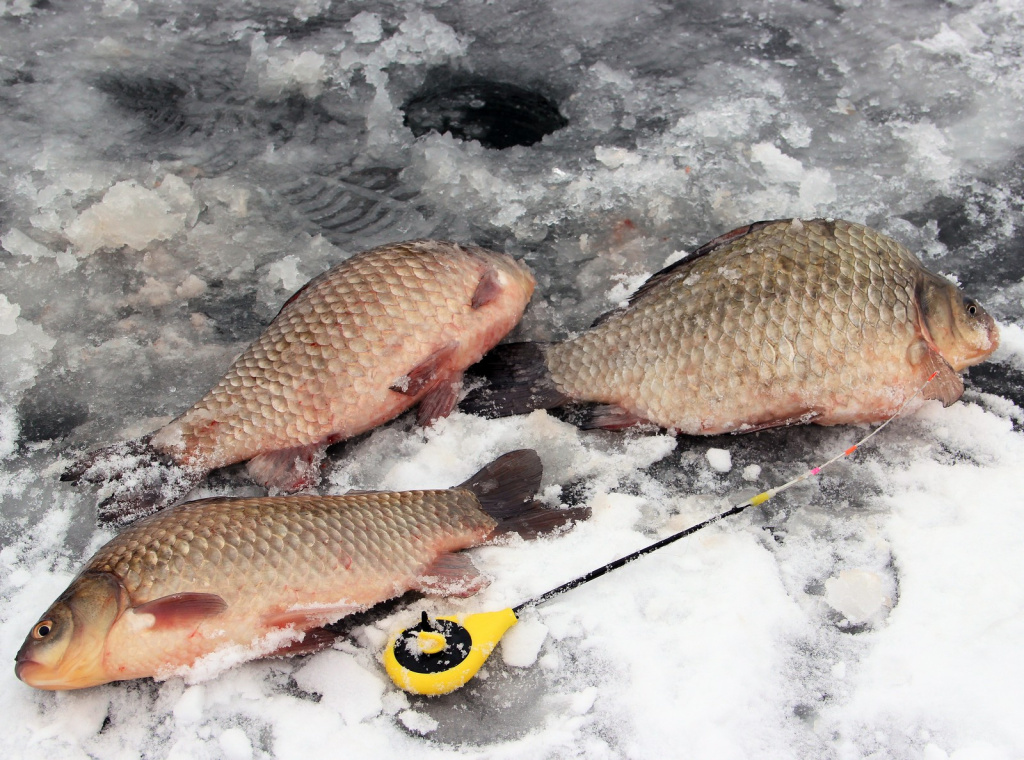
[920,352,964,407]
[495,503,592,540]
[459,449,543,520]
[603,220,782,316]
[459,449,591,538]
[263,604,360,630]
[264,627,340,658]
[390,341,459,397]
[471,267,503,309]
[733,410,823,433]
[245,443,326,491]
[133,593,228,629]
[417,370,464,427]
[414,553,489,597]
[580,404,653,430]
[62,436,205,526]
[461,342,569,418]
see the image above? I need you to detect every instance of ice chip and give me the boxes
[0,294,20,335]
[706,448,733,473]
[64,180,188,256]
[347,11,383,43]
[824,569,888,625]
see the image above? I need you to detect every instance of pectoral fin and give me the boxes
[133,593,228,629]
[921,354,964,407]
[390,342,459,397]
[909,340,964,407]
[414,553,489,597]
[417,370,464,426]
[471,268,503,309]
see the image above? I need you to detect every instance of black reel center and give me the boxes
[392,611,473,674]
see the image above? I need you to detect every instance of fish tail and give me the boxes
[461,449,590,539]
[61,437,204,525]
[460,342,569,418]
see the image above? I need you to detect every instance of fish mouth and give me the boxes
[15,649,105,691]
[15,656,52,689]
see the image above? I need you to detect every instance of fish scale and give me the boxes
[90,491,494,608]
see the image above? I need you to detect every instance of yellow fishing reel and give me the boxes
[384,608,518,696]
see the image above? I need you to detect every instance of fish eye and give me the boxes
[966,301,978,316]
[32,621,54,639]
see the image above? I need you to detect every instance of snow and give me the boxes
[2,0,1024,758]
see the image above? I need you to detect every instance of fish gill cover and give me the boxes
[1,0,1024,759]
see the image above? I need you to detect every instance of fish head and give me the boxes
[917,273,1000,371]
[15,572,126,690]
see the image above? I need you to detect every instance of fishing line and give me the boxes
[384,371,939,695]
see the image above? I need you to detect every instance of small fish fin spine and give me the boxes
[245,443,327,491]
[460,449,590,539]
[62,436,206,525]
[460,342,569,418]
[610,219,781,311]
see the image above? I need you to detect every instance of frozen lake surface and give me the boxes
[2,0,1024,758]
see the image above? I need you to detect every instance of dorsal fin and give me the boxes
[590,219,787,328]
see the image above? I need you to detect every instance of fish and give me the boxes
[462,218,999,433]
[17,450,585,690]
[63,240,536,524]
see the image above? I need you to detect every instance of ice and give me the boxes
[824,569,890,625]
[2,0,1024,757]
[64,178,197,257]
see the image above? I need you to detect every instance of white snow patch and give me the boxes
[500,617,549,667]
[293,650,387,725]
[706,448,733,473]
[825,569,890,625]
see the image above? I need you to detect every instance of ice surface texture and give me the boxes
[2,1,1024,759]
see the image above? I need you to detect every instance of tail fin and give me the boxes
[61,437,204,525]
[460,449,590,539]
[461,342,569,418]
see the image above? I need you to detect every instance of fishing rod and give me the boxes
[383,372,939,696]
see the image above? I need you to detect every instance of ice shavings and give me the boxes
[0,311,56,395]
[64,177,199,257]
